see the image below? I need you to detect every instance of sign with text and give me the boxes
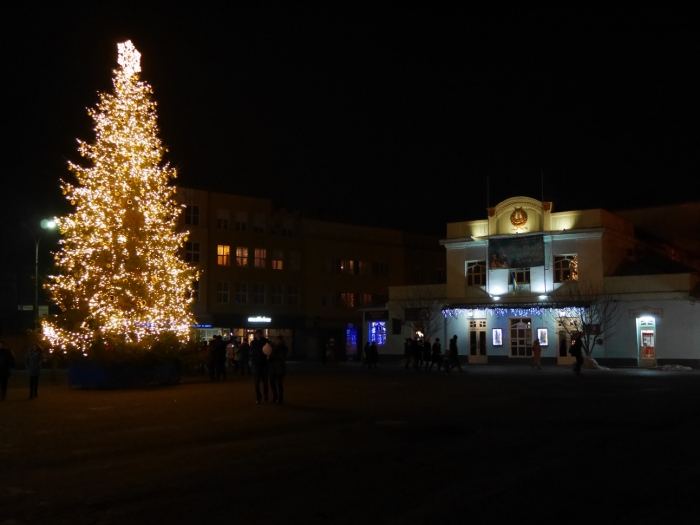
[364,310,388,321]
[488,235,545,269]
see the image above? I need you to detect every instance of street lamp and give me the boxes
[22,219,56,330]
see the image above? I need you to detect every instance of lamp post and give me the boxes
[22,219,56,330]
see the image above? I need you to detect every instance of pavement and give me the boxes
[2,363,700,524]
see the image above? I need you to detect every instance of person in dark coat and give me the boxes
[363,342,372,368]
[570,332,584,375]
[404,338,412,369]
[25,344,44,399]
[239,339,251,375]
[428,338,442,372]
[0,342,16,401]
[411,337,421,370]
[250,329,270,403]
[269,336,289,403]
[211,335,227,380]
[446,335,463,374]
[422,338,432,370]
[370,341,379,368]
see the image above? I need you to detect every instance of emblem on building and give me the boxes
[510,207,528,227]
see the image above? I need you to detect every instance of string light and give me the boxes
[43,41,196,351]
[443,306,586,318]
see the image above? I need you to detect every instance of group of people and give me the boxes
[403,335,464,374]
[0,341,45,401]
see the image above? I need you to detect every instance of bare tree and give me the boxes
[551,281,622,357]
[389,284,447,341]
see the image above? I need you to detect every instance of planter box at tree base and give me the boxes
[68,361,181,389]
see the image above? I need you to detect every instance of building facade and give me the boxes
[368,196,700,367]
[178,188,445,359]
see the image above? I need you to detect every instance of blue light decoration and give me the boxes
[442,306,585,318]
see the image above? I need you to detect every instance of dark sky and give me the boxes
[3,7,698,236]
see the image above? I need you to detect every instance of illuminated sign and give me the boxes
[248,316,272,323]
[191,324,212,328]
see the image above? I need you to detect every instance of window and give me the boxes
[467,261,486,286]
[511,269,531,285]
[253,213,265,233]
[374,294,388,305]
[289,250,301,271]
[369,321,387,345]
[216,281,229,303]
[282,218,294,236]
[271,284,284,305]
[340,292,355,308]
[216,209,229,229]
[254,248,267,268]
[217,245,230,266]
[184,241,200,263]
[185,205,199,226]
[272,250,283,270]
[191,280,199,302]
[288,285,300,306]
[360,293,372,306]
[235,247,248,267]
[372,262,388,277]
[554,255,579,283]
[235,211,248,231]
[359,261,371,276]
[235,283,247,304]
[341,260,355,275]
[321,293,336,307]
[253,283,265,305]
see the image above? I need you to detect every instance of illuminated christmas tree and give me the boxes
[43,41,195,351]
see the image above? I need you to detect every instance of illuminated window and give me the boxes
[235,211,247,231]
[185,205,199,226]
[253,283,265,305]
[191,280,199,302]
[341,260,355,275]
[236,247,248,267]
[511,269,531,285]
[554,255,579,282]
[288,285,300,306]
[235,283,247,304]
[271,284,284,305]
[272,250,283,270]
[369,321,387,345]
[217,209,229,229]
[467,261,486,286]
[217,245,231,266]
[254,248,267,268]
[289,251,301,271]
[340,292,355,307]
[216,281,229,303]
[184,241,200,263]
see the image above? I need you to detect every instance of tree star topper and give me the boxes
[117,40,141,76]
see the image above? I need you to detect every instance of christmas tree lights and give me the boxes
[43,41,196,351]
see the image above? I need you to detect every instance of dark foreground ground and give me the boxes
[2,363,700,525]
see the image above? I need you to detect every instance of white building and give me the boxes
[364,197,700,367]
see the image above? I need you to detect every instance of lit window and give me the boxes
[253,283,265,305]
[272,250,283,270]
[511,269,530,285]
[369,321,387,345]
[254,248,267,268]
[235,283,247,304]
[340,292,355,308]
[554,255,579,282]
[467,261,486,286]
[341,260,355,275]
[185,205,199,226]
[236,247,248,267]
[271,284,283,305]
[217,245,230,266]
[288,285,300,306]
[216,281,229,303]
[184,241,200,263]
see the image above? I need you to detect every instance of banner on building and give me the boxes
[488,235,545,269]
[364,310,389,321]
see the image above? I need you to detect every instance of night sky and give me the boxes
[4,7,698,238]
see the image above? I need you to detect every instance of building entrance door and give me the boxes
[509,318,532,358]
[638,318,656,366]
[469,319,487,364]
[556,319,576,366]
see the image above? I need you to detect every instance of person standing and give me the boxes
[411,337,421,370]
[212,335,227,380]
[363,341,372,368]
[25,344,44,399]
[570,332,584,375]
[370,341,379,368]
[532,336,542,369]
[239,338,251,375]
[428,338,442,372]
[446,335,463,374]
[250,329,270,403]
[0,342,16,401]
[269,336,289,403]
[422,338,431,371]
[404,338,412,369]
